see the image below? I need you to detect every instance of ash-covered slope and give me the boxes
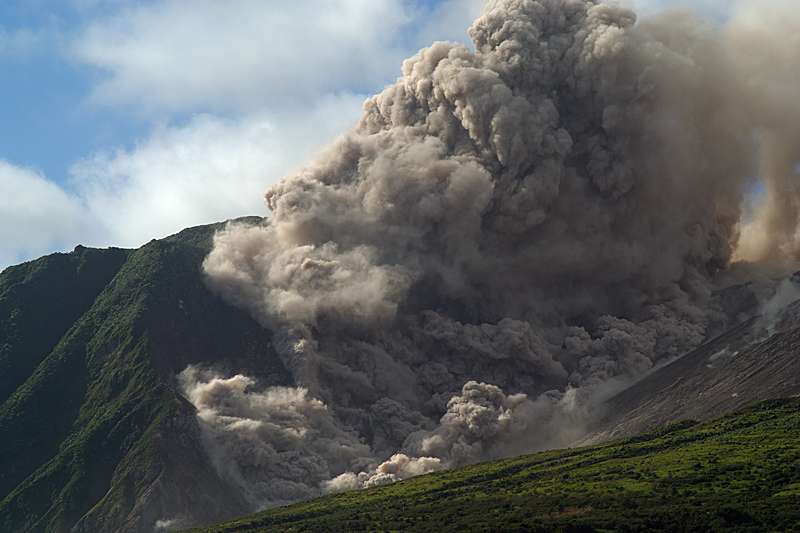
[576,289,800,446]
[0,220,289,533]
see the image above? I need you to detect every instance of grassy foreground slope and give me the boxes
[186,397,800,533]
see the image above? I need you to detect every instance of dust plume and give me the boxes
[761,275,800,335]
[192,0,800,508]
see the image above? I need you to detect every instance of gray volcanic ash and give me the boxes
[184,0,800,510]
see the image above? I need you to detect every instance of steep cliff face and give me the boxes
[0,219,290,533]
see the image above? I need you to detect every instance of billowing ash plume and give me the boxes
[188,0,800,509]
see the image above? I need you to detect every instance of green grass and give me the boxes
[184,398,800,533]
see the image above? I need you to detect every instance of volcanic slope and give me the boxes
[183,397,800,533]
[576,297,800,446]
[0,218,289,533]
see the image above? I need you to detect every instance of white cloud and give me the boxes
[73,0,412,113]
[0,26,44,58]
[68,92,367,250]
[1,92,366,272]
[0,160,84,270]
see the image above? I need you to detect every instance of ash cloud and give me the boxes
[194,0,800,509]
[178,367,377,507]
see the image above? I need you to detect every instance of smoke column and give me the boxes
[187,0,800,509]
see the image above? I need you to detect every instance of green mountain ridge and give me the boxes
[0,219,287,532]
[184,397,800,533]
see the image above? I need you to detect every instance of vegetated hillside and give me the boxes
[0,218,290,533]
[184,397,800,533]
[0,245,130,406]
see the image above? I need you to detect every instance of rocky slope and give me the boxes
[576,298,800,446]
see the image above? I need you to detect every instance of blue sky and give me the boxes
[0,0,735,270]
